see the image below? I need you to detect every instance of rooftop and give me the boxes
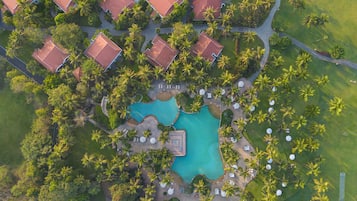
[84,32,122,71]
[32,37,69,73]
[146,0,183,17]
[167,130,186,156]
[2,0,19,14]
[192,0,222,20]
[144,35,178,71]
[100,0,135,20]
[72,67,82,81]
[53,0,75,13]
[191,32,224,63]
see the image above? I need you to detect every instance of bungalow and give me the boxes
[100,0,135,20]
[2,0,19,14]
[72,67,82,81]
[146,0,182,18]
[53,0,76,13]
[84,32,122,71]
[192,0,222,20]
[191,32,223,64]
[144,35,178,71]
[32,37,69,73]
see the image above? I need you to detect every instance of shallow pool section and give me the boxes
[172,106,224,182]
[128,97,179,126]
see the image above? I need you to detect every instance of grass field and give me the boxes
[67,124,115,201]
[274,0,357,62]
[0,30,11,46]
[245,46,357,200]
[0,81,34,168]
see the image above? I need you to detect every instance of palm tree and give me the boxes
[217,55,230,70]
[313,178,329,193]
[254,74,271,91]
[299,84,315,102]
[291,115,307,130]
[220,70,235,86]
[77,0,92,16]
[310,122,326,136]
[256,110,268,124]
[292,138,308,153]
[304,104,321,118]
[222,181,239,197]
[311,193,329,201]
[206,21,218,37]
[314,75,329,86]
[159,130,169,144]
[194,179,208,195]
[306,161,321,177]
[203,6,216,22]
[328,97,345,116]
[244,31,256,43]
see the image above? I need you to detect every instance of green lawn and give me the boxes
[0,30,11,46]
[274,0,357,62]
[0,82,34,168]
[67,124,115,201]
[245,46,357,200]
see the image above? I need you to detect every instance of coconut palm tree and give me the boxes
[254,74,271,91]
[311,193,329,201]
[222,181,240,197]
[328,97,345,116]
[81,153,95,167]
[313,178,329,193]
[217,55,230,70]
[291,115,307,130]
[194,179,208,196]
[299,84,315,102]
[310,122,326,136]
[313,75,329,86]
[203,6,216,22]
[306,161,321,177]
[292,138,308,153]
[244,31,256,43]
[220,70,235,86]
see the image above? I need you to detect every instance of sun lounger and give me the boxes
[214,188,220,195]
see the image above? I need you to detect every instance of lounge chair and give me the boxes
[214,188,220,195]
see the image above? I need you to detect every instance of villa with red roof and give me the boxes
[192,0,222,20]
[144,35,178,71]
[146,0,183,18]
[191,32,223,64]
[53,0,76,13]
[84,32,122,71]
[32,37,69,73]
[2,0,20,14]
[100,0,135,20]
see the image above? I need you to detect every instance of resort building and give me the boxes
[84,32,122,71]
[100,0,135,20]
[146,0,182,18]
[144,35,178,71]
[32,37,69,73]
[191,32,224,64]
[192,0,222,20]
[72,67,82,81]
[167,130,186,156]
[53,0,76,13]
[2,0,19,14]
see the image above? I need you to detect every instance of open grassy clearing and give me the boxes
[245,46,357,200]
[274,0,357,62]
[0,81,34,168]
[0,30,11,46]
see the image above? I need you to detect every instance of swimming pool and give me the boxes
[129,98,224,183]
[129,97,179,126]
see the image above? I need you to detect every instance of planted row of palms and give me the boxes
[238,48,343,200]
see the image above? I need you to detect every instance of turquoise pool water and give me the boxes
[129,98,224,183]
[172,106,224,182]
[129,97,179,126]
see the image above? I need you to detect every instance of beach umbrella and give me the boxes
[221,88,226,95]
[272,86,277,92]
[233,103,240,109]
[266,128,272,134]
[286,135,292,142]
[289,154,295,160]
[269,100,275,106]
[150,137,157,144]
[276,189,282,196]
[238,81,245,88]
[168,187,174,195]
[266,164,272,170]
[267,158,273,164]
[160,182,167,188]
[140,136,146,143]
[199,89,205,96]
[249,105,256,112]
[282,182,287,188]
[268,107,274,113]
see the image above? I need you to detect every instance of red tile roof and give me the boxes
[192,0,222,20]
[146,0,182,17]
[100,0,135,20]
[144,35,178,71]
[72,67,82,81]
[191,32,223,63]
[2,0,19,14]
[53,0,75,13]
[84,32,122,71]
[32,37,69,73]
